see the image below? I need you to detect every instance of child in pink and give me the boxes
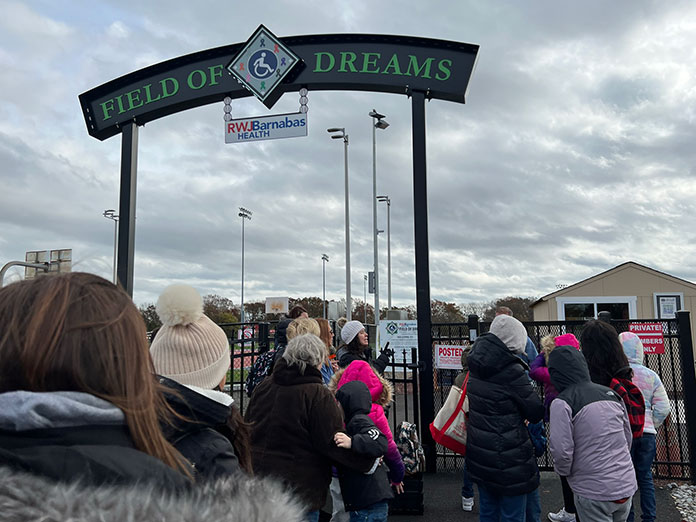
[530,333,580,420]
[330,360,405,489]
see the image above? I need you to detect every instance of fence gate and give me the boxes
[431,311,696,482]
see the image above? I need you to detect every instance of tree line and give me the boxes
[140,295,537,331]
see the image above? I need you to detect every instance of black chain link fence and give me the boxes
[432,316,695,480]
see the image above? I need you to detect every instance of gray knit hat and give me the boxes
[489,314,527,355]
[150,284,230,389]
[341,320,365,344]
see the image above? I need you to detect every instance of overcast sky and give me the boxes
[1,1,695,311]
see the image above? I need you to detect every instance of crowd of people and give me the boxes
[0,273,401,522]
[0,273,672,522]
[459,307,670,522]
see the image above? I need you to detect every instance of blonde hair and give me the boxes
[540,334,556,363]
[286,317,320,340]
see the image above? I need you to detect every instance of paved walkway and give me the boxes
[390,471,682,521]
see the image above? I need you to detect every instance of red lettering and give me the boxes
[227,121,252,133]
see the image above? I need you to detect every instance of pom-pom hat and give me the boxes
[150,284,230,389]
[341,320,365,344]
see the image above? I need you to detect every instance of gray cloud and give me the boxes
[1,0,696,313]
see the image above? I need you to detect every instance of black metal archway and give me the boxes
[80,29,479,471]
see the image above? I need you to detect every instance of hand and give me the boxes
[334,432,352,449]
[393,482,404,494]
[330,360,339,372]
[382,347,394,358]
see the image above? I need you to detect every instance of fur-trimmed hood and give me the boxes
[329,360,393,407]
[0,466,305,522]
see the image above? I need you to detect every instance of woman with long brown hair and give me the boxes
[316,318,337,384]
[0,272,190,488]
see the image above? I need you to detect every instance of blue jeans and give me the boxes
[628,433,657,522]
[349,500,388,522]
[478,485,526,522]
[462,460,475,498]
[526,488,541,522]
[306,510,320,522]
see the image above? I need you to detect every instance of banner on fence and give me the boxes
[379,320,417,363]
[434,344,466,370]
[629,322,665,354]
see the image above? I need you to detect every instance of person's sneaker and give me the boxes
[461,496,474,511]
[547,508,576,522]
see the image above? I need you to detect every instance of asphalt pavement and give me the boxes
[389,471,683,522]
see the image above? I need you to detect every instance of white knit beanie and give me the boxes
[341,320,364,344]
[150,284,230,389]
[489,314,527,355]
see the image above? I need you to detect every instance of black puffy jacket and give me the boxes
[337,346,390,374]
[335,381,392,511]
[465,332,544,496]
[160,377,242,480]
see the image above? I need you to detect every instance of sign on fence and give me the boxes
[629,322,665,354]
[434,344,466,370]
[379,320,417,363]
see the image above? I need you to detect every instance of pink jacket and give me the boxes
[331,360,405,483]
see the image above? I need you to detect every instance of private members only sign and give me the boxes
[225,112,307,143]
[629,323,665,354]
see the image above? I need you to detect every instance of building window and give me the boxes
[597,302,630,320]
[564,303,594,321]
[557,296,637,321]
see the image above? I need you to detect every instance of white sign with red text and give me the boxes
[435,344,466,370]
[629,323,665,354]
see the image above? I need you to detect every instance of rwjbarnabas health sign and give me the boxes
[80,32,478,141]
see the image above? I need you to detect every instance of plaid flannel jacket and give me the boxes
[610,377,646,439]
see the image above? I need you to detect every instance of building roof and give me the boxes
[531,261,696,307]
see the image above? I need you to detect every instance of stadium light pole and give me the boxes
[322,253,329,319]
[364,274,368,323]
[377,195,392,309]
[369,110,389,326]
[238,207,252,323]
[102,209,119,284]
[328,127,352,320]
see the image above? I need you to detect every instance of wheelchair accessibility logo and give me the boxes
[228,25,300,104]
[249,50,277,80]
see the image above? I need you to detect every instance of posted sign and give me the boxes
[629,323,665,354]
[434,344,466,370]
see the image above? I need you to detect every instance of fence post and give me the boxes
[677,310,696,483]
[467,314,479,341]
[258,322,270,351]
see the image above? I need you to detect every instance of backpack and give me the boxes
[396,421,425,474]
[244,350,277,398]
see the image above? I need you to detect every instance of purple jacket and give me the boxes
[529,353,558,420]
[548,347,637,501]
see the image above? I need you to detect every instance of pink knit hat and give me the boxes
[554,333,580,350]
